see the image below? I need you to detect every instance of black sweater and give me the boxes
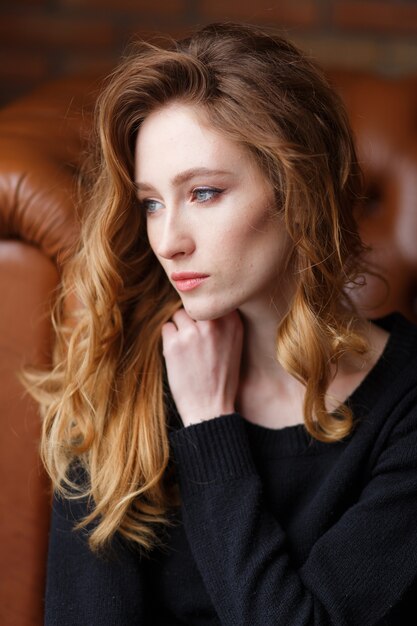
[45,313,417,625]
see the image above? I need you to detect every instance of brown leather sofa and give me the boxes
[0,69,416,626]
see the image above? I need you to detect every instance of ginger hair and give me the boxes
[22,22,368,554]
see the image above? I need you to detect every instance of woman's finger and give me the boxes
[171,308,195,330]
[161,322,178,350]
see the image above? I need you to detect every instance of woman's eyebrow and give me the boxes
[172,167,232,186]
[135,167,232,192]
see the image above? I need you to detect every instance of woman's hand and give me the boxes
[162,308,244,427]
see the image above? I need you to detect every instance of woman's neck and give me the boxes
[235,299,306,428]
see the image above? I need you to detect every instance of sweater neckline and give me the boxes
[243,312,416,456]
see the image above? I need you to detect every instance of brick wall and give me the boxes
[1,0,416,106]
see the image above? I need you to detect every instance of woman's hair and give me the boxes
[23,22,369,554]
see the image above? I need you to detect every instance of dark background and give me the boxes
[1,0,417,106]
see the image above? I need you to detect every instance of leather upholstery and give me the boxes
[0,70,416,625]
[0,77,97,626]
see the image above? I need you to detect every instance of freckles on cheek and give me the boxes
[219,222,252,250]
[220,231,259,270]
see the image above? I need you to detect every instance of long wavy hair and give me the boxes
[22,22,369,554]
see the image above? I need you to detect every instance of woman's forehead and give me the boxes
[134,102,262,185]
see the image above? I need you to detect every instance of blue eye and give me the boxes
[192,188,222,203]
[142,199,163,214]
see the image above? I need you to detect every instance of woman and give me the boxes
[25,22,417,625]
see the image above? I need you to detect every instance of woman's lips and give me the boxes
[171,272,210,292]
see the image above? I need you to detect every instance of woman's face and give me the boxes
[134,102,294,321]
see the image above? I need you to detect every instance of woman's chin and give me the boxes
[181,300,235,322]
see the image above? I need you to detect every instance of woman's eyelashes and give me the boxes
[191,187,224,203]
[141,198,163,214]
[141,187,224,214]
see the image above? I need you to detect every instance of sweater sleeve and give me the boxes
[45,487,148,626]
[168,410,417,626]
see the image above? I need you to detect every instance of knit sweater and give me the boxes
[45,313,417,625]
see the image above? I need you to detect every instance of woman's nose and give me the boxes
[152,211,195,260]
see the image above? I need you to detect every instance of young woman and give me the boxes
[25,22,417,625]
